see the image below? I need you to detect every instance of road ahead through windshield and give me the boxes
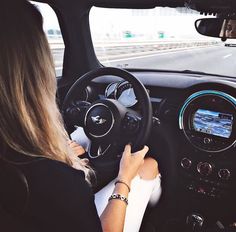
[103,46,236,76]
[54,45,236,77]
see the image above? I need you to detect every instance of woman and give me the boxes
[0,1,160,231]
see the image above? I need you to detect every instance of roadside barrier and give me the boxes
[93,40,220,60]
[49,39,221,64]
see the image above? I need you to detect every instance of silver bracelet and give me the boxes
[108,193,128,205]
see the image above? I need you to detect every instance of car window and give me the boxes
[31,1,64,77]
[89,7,235,77]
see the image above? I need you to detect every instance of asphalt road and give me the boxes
[53,45,236,77]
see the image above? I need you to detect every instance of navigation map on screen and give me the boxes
[193,109,233,138]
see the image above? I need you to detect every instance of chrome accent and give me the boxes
[186,214,204,229]
[84,103,115,138]
[218,169,231,180]
[197,162,213,176]
[84,87,89,101]
[179,90,236,130]
[115,81,137,107]
[88,143,111,159]
[91,116,107,125]
[114,80,126,100]
[178,90,236,153]
[181,157,192,169]
[105,82,120,99]
[203,137,212,144]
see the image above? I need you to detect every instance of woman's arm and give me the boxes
[69,141,150,232]
[100,183,129,232]
[100,144,149,232]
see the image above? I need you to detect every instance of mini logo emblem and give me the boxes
[91,116,107,125]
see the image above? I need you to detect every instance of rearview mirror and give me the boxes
[195,18,236,39]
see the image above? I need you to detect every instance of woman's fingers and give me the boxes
[73,145,84,152]
[124,144,131,154]
[132,145,149,158]
[118,144,149,183]
[139,145,149,158]
[143,145,149,153]
[70,142,81,148]
[74,145,85,155]
[68,140,86,156]
[124,144,149,156]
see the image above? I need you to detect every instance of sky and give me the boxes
[31,1,60,30]
[31,2,216,41]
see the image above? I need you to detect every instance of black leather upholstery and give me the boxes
[0,159,29,231]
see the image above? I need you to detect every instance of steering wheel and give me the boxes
[62,67,152,159]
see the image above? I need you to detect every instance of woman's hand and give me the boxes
[68,140,86,156]
[117,144,149,185]
[100,144,149,232]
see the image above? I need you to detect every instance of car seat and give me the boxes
[0,159,29,231]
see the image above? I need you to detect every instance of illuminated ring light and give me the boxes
[179,90,236,153]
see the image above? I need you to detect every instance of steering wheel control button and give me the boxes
[181,158,192,169]
[123,114,140,134]
[85,103,114,138]
[197,162,213,176]
[64,101,91,126]
[218,169,231,180]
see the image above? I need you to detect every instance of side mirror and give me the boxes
[195,18,236,39]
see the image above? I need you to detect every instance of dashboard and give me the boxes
[81,71,236,228]
[177,89,236,206]
[91,72,236,146]
[97,75,236,156]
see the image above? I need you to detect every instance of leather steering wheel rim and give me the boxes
[62,67,152,153]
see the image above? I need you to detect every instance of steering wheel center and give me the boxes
[85,103,114,138]
[84,99,126,142]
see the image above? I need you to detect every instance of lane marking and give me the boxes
[223,54,232,59]
[54,45,224,69]
[102,46,220,64]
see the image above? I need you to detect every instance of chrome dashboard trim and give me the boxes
[179,90,236,130]
[179,90,236,153]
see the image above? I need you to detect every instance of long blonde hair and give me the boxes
[0,1,91,179]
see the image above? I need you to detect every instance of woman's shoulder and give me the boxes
[25,156,85,177]
[22,156,88,189]
[5,150,84,174]
[3,152,90,196]
[5,154,102,231]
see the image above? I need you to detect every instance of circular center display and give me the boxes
[179,90,236,153]
[85,104,114,137]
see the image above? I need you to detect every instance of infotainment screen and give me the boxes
[193,109,233,138]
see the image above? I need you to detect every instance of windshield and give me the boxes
[90,7,235,77]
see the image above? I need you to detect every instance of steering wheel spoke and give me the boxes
[63,101,91,127]
[88,140,122,159]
